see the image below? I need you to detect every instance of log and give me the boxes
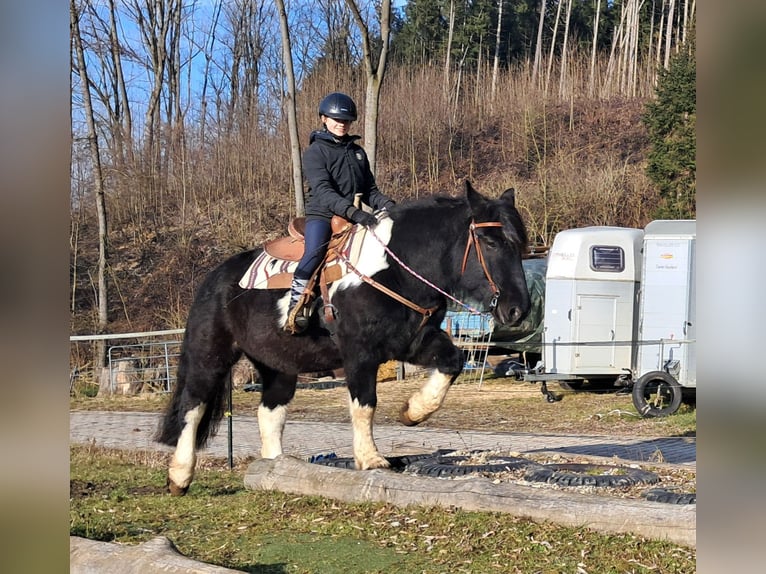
[70,536,244,573]
[244,456,695,548]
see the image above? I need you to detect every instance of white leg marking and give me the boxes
[349,398,389,470]
[404,370,452,423]
[168,403,207,490]
[258,403,287,458]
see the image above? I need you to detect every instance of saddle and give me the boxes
[262,215,352,266]
[238,215,364,291]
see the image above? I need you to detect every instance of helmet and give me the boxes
[318,92,357,121]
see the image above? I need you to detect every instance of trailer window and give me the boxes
[590,245,625,272]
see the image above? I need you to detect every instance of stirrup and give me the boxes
[286,298,311,334]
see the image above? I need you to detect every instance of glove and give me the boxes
[346,207,378,227]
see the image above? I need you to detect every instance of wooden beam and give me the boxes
[245,456,695,548]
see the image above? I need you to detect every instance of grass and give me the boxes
[70,445,696,573]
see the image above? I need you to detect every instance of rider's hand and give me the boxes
[346,207,378,227]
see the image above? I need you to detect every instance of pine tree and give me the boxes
[643,33,696,219]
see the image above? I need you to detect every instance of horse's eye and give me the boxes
[482,236,500,250]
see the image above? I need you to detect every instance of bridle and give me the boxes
[460,221,503,311]
[333,218,505,328]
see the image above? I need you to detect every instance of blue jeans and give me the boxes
[294,218,332,281]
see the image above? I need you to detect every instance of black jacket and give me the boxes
[302,130,393,220]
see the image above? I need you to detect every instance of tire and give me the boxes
[405,450,540,478]
[642,488,696,505]
[523,463,659,487]
[632,371,683,417]
[308,451,446,471]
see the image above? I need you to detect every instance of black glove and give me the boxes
[346,207,378,227]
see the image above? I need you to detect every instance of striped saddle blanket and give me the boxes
[238,219,367,290]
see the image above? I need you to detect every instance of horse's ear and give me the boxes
[465,180,486,212]
[500,187,516,207]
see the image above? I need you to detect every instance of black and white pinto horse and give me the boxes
[156,181,531,495]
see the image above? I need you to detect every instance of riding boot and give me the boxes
[286,277,310,334]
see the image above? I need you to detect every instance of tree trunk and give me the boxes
[558,0,573,99]
[589,0,602,97]
[198,1,223,145]
[544,0,563,97]
[664,0,676,69]
[531,0,546,88]
[444,0,455,98]
[345,0,392,176]
[490,0,503,102]
[275,0,305,216]
[71,0,109,387]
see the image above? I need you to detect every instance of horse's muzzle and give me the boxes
[494,303,529,327]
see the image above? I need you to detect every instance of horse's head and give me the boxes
[459,180,531,326]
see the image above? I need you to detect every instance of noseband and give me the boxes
[460,221,503,309]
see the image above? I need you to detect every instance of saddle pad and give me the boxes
[238,225,367,290]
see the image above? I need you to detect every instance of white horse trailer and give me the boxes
[631,220,696,416]
[542,226,643,379]
[516,220,696,417]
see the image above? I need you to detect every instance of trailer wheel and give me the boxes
[632,371,683,417]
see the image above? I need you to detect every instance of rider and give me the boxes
[287,92,396,333]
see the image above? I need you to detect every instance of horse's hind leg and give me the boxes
[167,401,208,496]
[256,364,297,459]
[160,346,238,495]
[400,330,464,426]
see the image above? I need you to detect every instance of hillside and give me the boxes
[70,97,655,337]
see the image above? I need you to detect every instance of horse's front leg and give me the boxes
[346,360,390,470]
[400,330,463,426]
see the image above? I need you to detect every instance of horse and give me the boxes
[156,180,531,495]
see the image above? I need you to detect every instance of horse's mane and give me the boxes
[392,191,527,249]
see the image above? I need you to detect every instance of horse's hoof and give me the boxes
[355,455,391,470]
[167,478,189,496]
[398,402,420,426]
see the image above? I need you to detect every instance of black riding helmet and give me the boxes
[318,92,357,121]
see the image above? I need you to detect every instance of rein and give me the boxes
[334,219,503,323]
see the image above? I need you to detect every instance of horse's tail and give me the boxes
[154,350,233,449]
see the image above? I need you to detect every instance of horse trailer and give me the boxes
[510,220,696,417]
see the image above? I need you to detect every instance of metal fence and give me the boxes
[442,311,495,386]
[70,317,500,397]
[69,329,184,396]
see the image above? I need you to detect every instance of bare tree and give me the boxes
[490,0,504,102]
[558,0,574,99]
[544,0,563,96]
[444,0,455,96]
[589,0,602,96]
[71,0,110,384]
[531,0,546,88]
[275,0,305,216]
[198,0,223,144]
[344,0,392,175]
[663,0,676,68]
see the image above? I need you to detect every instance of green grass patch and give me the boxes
[71,445,696,573]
